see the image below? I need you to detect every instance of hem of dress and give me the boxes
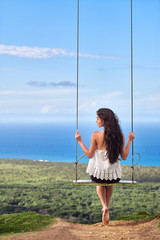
[86,168,122,181]
[90,175,121,183]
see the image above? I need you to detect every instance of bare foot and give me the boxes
[101,208,109,225]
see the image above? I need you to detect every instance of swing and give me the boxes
[73,153,140,186]
[73,0,140,187]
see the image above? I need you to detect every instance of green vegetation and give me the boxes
[0,158,160,226]
[0,211,55,235]
[0,182,160,225]
[116,211,158,221]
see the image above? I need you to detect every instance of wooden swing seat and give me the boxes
[73,180,137,186]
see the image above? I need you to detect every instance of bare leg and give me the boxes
[96,186,109,224]
[104,186,113,224]
[105,186,113,207]
[96,186,107,209]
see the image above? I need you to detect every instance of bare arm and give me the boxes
[75,130,97,158]
[121,132,135,160]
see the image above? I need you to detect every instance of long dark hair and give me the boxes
[97,108,123,164]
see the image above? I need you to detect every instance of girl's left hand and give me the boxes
[75,130,82,142]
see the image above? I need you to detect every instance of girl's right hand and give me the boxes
[75,130,82,142]
[128,131,135,142]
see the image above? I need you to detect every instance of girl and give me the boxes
[75,108,135,225]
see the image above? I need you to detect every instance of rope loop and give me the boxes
[76,154,86,164]
[132,152,141,166]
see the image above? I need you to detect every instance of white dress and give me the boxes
[86,149,122,180]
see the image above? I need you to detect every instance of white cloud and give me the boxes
[0,110,9,114]
[40,105,51,114]
[79,91,125,113]
[79,102,89,111]
[0,44,120,60]
[27,80,76,88]
[103,91,123,100]
[0,44,66,58]
[0,86,159,122]
[79,53,119,60]
[135,94,160,110]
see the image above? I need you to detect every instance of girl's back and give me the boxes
[94,130,106,150]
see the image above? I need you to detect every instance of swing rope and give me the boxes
[130,0,140,181]
[75,0,140,184]
[75,0,80,181]
[131,0,134,182]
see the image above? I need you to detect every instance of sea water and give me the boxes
[0,121,159,166]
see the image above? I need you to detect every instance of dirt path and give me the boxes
[1,218,160,240]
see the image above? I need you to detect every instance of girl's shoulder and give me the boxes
[92,130,104,137]
[93,130,103,134]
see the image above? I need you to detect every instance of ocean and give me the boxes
[0,121,159,167]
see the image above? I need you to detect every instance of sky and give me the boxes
[0,0,160,124]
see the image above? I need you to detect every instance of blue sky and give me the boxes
[0,0,160,123]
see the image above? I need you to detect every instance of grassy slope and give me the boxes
[0,212,56,236]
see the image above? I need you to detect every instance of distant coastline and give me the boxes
[1,158,160,183]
